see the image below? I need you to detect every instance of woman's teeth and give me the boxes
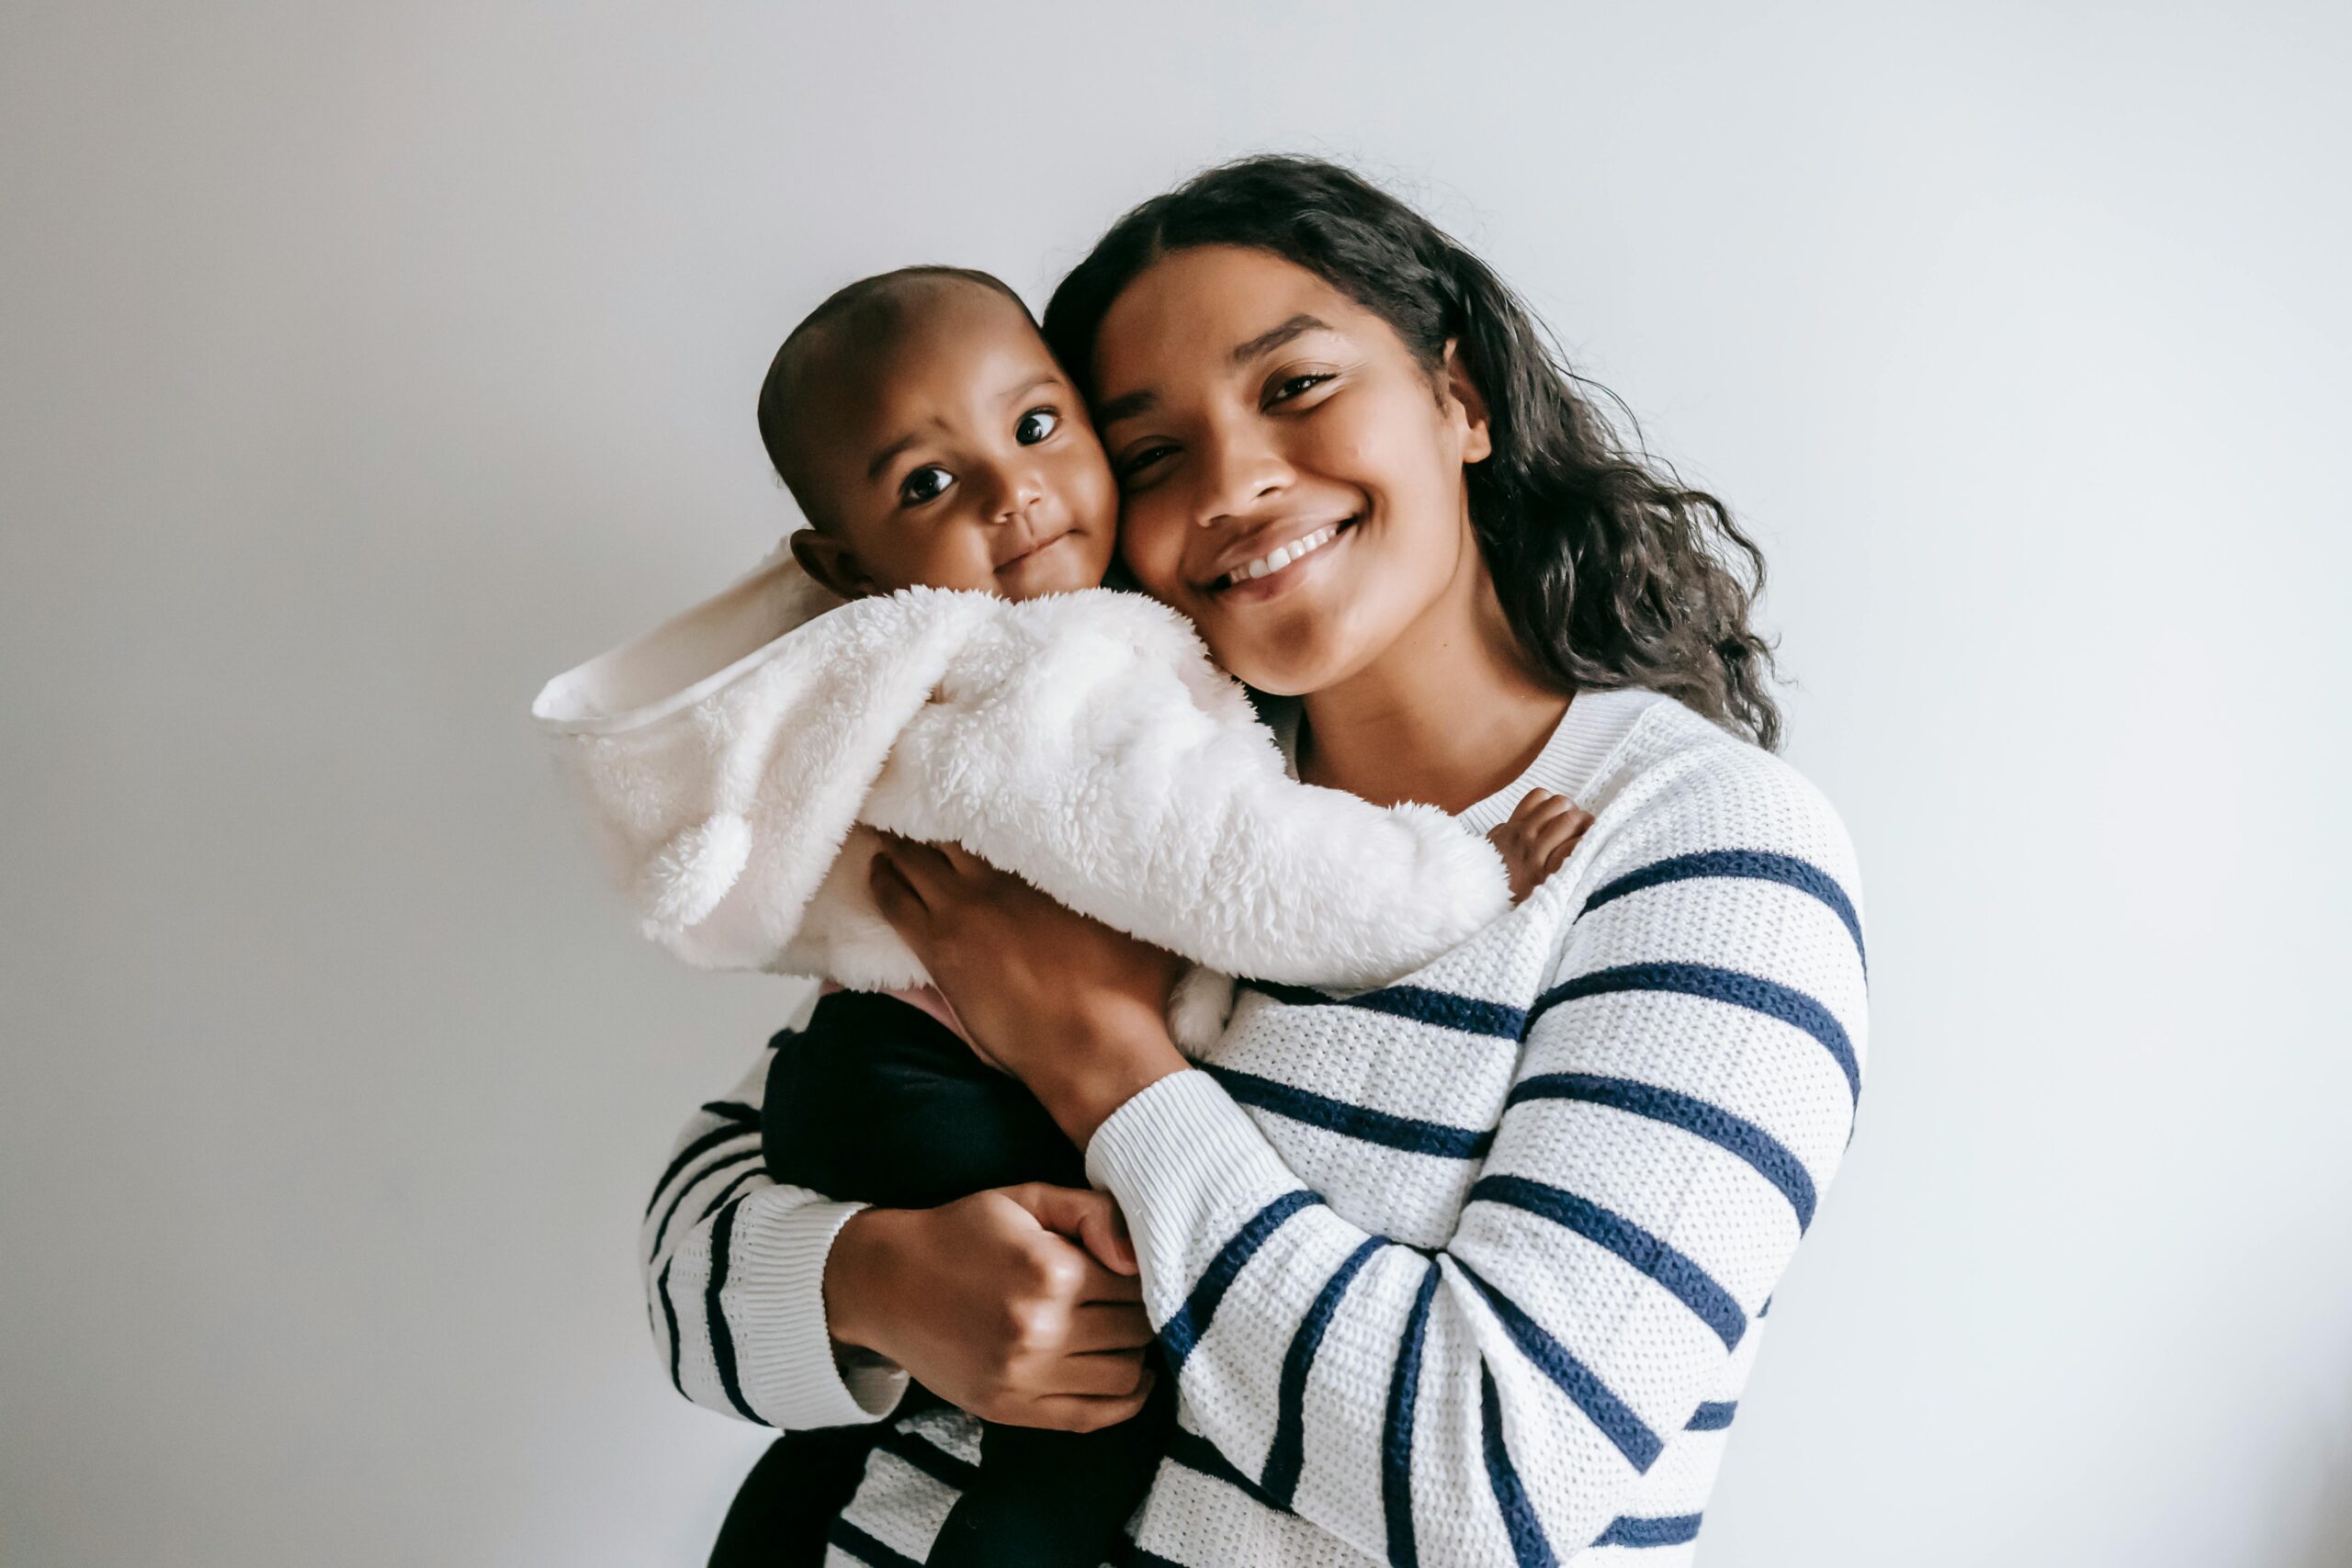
[1221,524,1341,588]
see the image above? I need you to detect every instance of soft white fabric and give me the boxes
[533,543,1511,1031]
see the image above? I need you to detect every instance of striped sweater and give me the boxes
[640,688,1867,1566]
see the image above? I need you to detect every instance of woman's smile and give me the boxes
[1203,515,1355,598]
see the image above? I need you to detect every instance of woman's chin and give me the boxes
[1207,615,1374,698]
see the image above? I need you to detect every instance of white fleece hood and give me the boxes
[531,542,1510,1018]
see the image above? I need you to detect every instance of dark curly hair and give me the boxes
[1042,155,1783,750]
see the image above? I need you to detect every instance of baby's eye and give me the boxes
[1014,408,1059,446]
[899,466,954,506]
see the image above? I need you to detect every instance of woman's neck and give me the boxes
[1295,546,1570,815]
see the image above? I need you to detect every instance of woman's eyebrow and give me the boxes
[1096,314,1336,429]
[1095,388,1156,427]
[1230,313,1331,366]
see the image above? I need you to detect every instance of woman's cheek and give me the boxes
[1117,498,1188,598]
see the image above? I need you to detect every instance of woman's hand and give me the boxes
[869,837,1191,1145]
[824,1184,1156,1433]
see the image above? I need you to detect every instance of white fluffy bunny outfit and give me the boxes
[532,542,1511,1024]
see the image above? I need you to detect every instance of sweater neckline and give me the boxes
[1266,686,1666,835]
[1451,687,1666,835]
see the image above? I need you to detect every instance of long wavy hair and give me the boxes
[1042,155,1783,750]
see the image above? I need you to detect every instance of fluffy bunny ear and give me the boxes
[639,811,753,941]
[1167,965,1238,1056]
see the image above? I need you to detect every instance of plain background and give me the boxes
[5,3,2348,1564]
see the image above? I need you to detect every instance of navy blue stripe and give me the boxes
[1242,979,1526,1040]
[1532,963,1860,1105]
[696,1165,765,1226]
[1686,1400,1737,1431]
[703,1198,767,1425]
[1480,1361,1559,1567]
[1382,1262,1442,1568]
[1160,1190,1321,1370]
[702,1098,763,1123]
[1586,850,1865,969]
[644,1117,758,1218]
[1471,1173,1747,1350]
[1758,1295,1772,1318]
[1105,1542,1185,1568]
[1453,1259,1661,1471]
[1508,1072,1817,1230]
[1264,1235,1385,1506]
[1167,1426,1283,1509]
[650,1144,761,1256]
[1591,1513,1703,1548]
[875,1425,978,1490]
[1205,1066,1494,1160]
[825,1518,922,1568]
[656,1258,684,1396]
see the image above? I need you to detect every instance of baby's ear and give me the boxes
[789,527,875,600]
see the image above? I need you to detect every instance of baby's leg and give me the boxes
[764,987,1083,1204]
[726,989,1084,1566]
[926,1373,1178,1568]
[707,1426,892,1568]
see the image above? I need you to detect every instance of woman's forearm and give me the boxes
[641,1042,904,1428]
[1018,998,1190,1149]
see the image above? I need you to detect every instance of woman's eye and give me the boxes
[1118,444,1176,483]
[899,466,954,506]
[1014,408,1059,445]
[1268,372,1335,406]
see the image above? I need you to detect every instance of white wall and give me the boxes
[5,4,2347,1563]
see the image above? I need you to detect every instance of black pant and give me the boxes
[709,989,1170,1568]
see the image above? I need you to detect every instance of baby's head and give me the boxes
[759,266,1117,602]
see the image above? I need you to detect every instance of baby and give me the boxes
[740,266,1587,1567]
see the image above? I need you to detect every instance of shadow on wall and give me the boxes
[2288,1430,2352,1568]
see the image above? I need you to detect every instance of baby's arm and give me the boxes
[1487,787,1595,904]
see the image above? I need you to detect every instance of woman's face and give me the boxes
[1090,245,1492,696]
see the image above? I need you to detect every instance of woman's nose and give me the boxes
[1193,420,1290,527]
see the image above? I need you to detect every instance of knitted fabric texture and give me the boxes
[641,690,1868,1567]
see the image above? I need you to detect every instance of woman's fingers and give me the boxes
[1067,1255,1145,1304]
[1064,1302,1157,1353]
[1023,1386,1157,1435]
[932,840,993,879]
[867,851,928,936]
[876,834,958,895]
[1046,1346,1152,1397]
[1001,1184,1138,1279]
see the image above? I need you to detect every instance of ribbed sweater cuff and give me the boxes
[729,1194,908,1427]
[1086,1070,1302,1314]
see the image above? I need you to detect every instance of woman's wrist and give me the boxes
[822,1205,909,1357]
[1027,1001,1189,1150]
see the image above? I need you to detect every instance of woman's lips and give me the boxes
[1207,519,1355,602]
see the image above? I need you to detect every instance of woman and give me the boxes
[646,156,1865,1566]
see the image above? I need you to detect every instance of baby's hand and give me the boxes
[1487,789,1595,905]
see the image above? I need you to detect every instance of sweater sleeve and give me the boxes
[1086,757,1867,1563]
[640,1036,909,1430]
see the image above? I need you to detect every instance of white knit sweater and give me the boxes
[640,689,1867,1567]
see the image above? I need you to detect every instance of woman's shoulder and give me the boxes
[1588,695,1860,900]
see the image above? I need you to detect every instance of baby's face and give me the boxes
[801,287,1117,600]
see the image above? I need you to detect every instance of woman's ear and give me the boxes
[788,526,876,600]
[1440,338,1494,466]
